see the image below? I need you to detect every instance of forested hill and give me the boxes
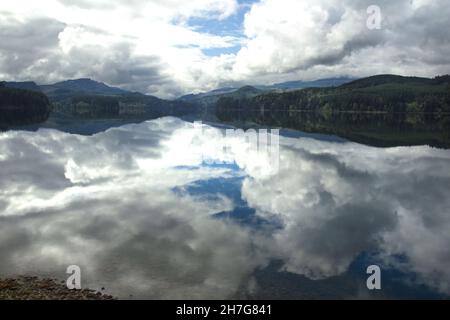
[0,82,51,128]
[216,75,450,114]
[53,93,198,119]
[40,78,130,102]
[4,81,42,92]
[341,74,450,88]
[37,78,199,119]
[1,79,199,121]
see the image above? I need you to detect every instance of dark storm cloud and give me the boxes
[235,0,450,82]
[0,12,178,96]
[2,0,450,95]
[396,2,450,65]
[0,15,65,76]
[365,0,450,68]
[49,41,177,95]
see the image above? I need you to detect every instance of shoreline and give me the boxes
[0,276,116,300]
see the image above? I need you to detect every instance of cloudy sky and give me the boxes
[1,0,450,98]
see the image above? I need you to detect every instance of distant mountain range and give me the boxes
[4,78,133,102]
[2,75,450,148]
[2,79,198,122]
[259,77,355,90]
[1,76,357,127]
[176,78,357,118]
[40,78,131,101]
[3,74,449,128]
[3,81,42,92]
[178,77,355,103]
[216,74,450,116]
[214,74,450,148]
[4,76,356,103]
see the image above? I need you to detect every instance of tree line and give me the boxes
[216,75,450,115]
[0,83,51,128]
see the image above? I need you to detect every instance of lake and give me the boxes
[1,116,450,299]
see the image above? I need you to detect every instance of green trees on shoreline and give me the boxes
[215,75,450,148]
[0,84,51,128]
[217,75,450,116]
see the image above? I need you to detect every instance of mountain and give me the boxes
[177,77,355,107]
[234,85,262,97]
[215,74,450,148]
[177,78,356,119]
[341,74,431,89]
[48,84,199,119]
[177,85,264,119]
[261,77,355,91]
[216,74,450,115]
[4,81,42,92]
[341,74,450,89]
[40,78,131,102]
[1,79,199,121]
[176,77,357,119]
[36,78,201,118]
[179,77,355,99]
[179,87,238,102]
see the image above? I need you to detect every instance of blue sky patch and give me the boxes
[186,0,260,56]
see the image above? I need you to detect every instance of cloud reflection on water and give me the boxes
[1,117,450,298]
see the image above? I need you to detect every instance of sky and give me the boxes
[0,0,450,98]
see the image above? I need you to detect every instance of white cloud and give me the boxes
[0,0,241,97]
[230,0,450,83]
[0,0,450,97]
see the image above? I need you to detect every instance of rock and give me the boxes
[0,276,117,300]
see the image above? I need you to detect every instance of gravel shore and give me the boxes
[0,276,116,300]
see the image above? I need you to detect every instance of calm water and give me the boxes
[1,117,450,299]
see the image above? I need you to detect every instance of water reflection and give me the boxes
[1,117,449,299]
[217,110,450,148]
